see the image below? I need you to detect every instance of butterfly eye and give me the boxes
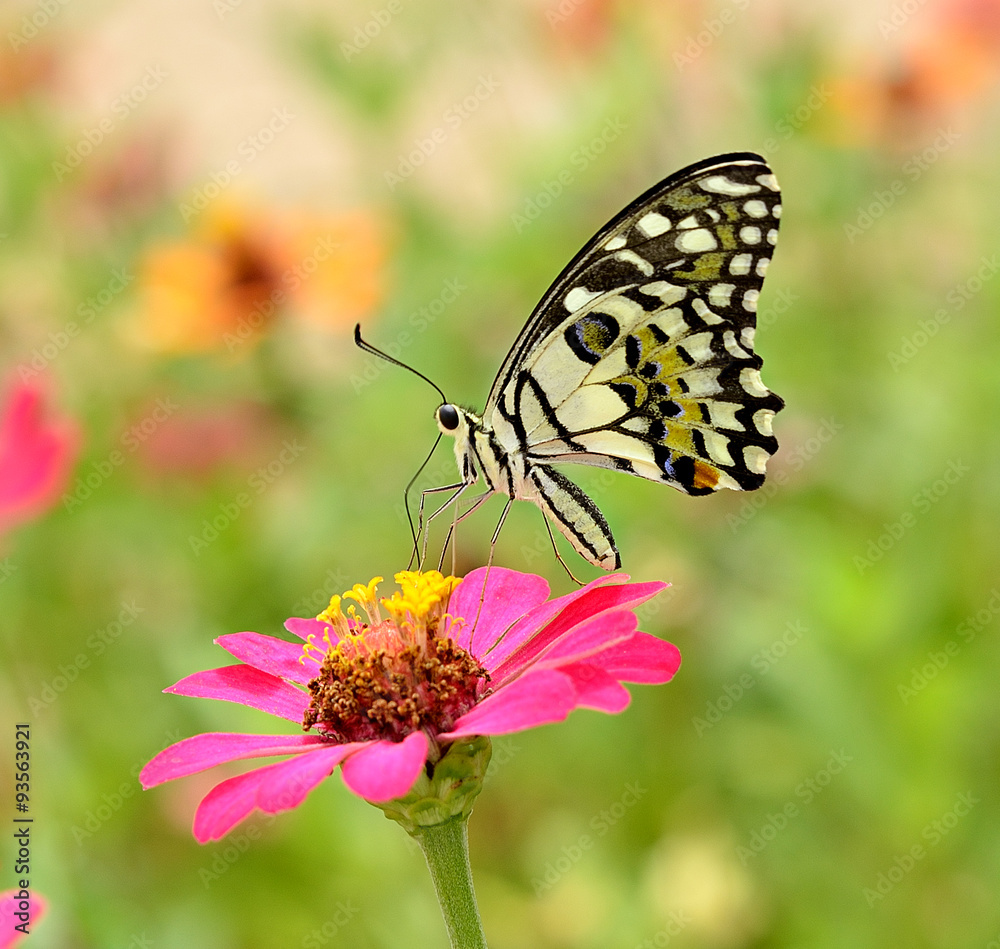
[437,404,460,431]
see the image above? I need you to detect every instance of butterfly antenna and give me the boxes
[354,324,448,403]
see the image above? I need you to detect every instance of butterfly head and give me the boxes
[436,403,477,444]
[435,403,462,434]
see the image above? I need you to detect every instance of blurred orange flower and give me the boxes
[829,0,1000,146]
[0,382,78,537]
[0,41,58,106]
[134,202,388,354]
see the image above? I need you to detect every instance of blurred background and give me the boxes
[1,0,999,946]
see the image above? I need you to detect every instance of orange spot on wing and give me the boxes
[692,461,721,491]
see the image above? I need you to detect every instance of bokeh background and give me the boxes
[2,0,999,946]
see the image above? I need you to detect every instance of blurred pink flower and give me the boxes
[141,567,679,842]
[0,382,78,536]
[135,401,282,481]
[0,889,46,948]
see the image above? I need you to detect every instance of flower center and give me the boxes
[301,571,488,744]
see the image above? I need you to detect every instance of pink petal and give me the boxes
[166,665,309,723]
[191,767,262,843]
[446,567,550,654]
[193,744,360,842]
[441,668,577,739]
[586,631,682,684]
[0,888,47,948]
[0,383,78,533]
[491,610,638,688]
[284,616,338,643]
[482,579,665,676]
[140,732,330,787]
[215,631,318,684]
[560,663,631,713]
[340,730,428,802]
[471,572,618,663]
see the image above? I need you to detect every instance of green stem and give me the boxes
[416,818,488,949]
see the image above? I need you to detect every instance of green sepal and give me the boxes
[372,735,492,836]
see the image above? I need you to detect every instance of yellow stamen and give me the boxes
[316,594,351,640]
[382,570,460,624]
[343,576,383,624]
[300,631,328,664]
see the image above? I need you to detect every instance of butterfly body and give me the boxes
[437,403,620,568]
[434,152,785,571]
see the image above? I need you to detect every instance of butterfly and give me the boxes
[362,152,784,572]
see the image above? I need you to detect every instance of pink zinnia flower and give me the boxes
[0,381,78,536]
[141,568,679,842]
[0,889,46,947]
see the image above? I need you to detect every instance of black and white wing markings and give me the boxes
[488,152,783,496]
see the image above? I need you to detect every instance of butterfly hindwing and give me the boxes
[488,152,783,497]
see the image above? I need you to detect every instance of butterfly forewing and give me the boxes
[487,152,783,497]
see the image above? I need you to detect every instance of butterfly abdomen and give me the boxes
[526,464,619,570]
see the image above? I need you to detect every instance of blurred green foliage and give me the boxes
[2,2,999,947]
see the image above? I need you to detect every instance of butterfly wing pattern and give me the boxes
[446,153,784,571]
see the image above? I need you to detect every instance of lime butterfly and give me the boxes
[363,152,784,571]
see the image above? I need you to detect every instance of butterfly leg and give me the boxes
[436,487,496,573]
[539,512,587,586]
[415,481,468,569]
[466,496,513,653]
